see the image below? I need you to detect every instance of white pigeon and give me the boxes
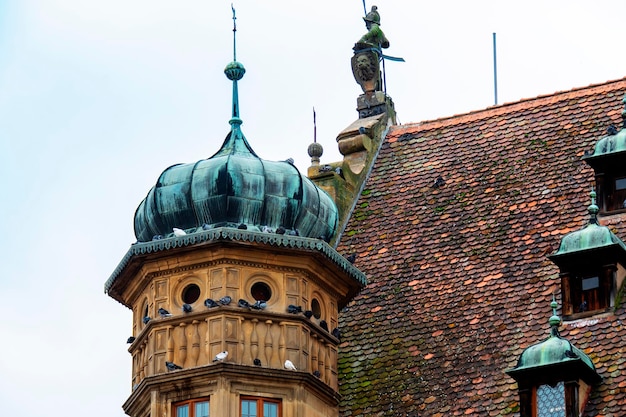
[173,228,187,237]
[284,359,297,371]
[213,351,228,362]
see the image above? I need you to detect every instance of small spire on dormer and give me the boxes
[548,294,561,337]
[588,189,599,225]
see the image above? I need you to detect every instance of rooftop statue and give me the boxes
[352,6,389,95]
[356,6,389,51]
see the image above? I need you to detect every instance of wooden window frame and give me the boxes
[171,398,210,417]
[561,267,613,319]
[240,396,282,417]
[596,173,626,214]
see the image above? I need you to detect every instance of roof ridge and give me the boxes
[390,77,626,136]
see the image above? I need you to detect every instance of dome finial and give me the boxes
[224,4,246,127]
[588,188,599,225]
[308,107,323,166]
[549,294,561,336]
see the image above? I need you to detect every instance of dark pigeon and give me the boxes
[238,299,251,309]
[142,316,151,324]
[251,300,267,310]
[158,307,172,318]
[253,358,262,366]
[319,320,329,331]
[219,296,232,305]
[313,370,321,378]
[303,310,314,319]
[182,303,193,313]
[204,298,219,308]
[345,253,356,264]
[166,361,182,371]
[287,305,302,314]
[331,328,341,340]
[237,223,247,230]
[276,226,286,235]
[127,336,136,344]
[433,175,446,189]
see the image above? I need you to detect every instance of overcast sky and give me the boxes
[2,1,626,416]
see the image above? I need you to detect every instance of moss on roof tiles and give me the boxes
[337,78,626,417]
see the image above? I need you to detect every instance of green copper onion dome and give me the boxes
[133,14,338,243]
[133,128,338,242]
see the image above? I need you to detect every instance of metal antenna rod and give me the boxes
[493,32,498,105]
[362,0,367,16]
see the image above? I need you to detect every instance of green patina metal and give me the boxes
[582,94,626,166]
[506,297,601,385]
[133,7,338,243]
[550,191,626,261]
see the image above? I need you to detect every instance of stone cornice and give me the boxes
[106,227,366,296]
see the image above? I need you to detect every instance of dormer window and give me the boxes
[549,191,626,319]
[562,270,612,317]
[595,173,626,213]
[506,298,602,417]
[537,382,565,417]
[582,94,626,214]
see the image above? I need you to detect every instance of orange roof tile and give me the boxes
[338,77,626,416]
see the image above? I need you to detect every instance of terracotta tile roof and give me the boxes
[337,78,626,416]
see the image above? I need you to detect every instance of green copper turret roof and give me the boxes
[133,7,338,243]
[549,191,626,264]
[506,297,601,385]
[582,94,626,164]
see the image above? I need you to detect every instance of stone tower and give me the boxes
[105,9,365,417]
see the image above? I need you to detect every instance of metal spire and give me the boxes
[224,4,246,128]
[313,107,317,143]
[549,294,561,337]
[232,3,237,61]
[588,189,599,225]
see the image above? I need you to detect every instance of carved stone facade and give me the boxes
[107,231,365,417]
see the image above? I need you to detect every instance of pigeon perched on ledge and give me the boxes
[284,360,297,370]
[287,305,302,314]
[166,361,182,371]
[158,308,172,318]
[213,351,228,362]
[204,298,219,308]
